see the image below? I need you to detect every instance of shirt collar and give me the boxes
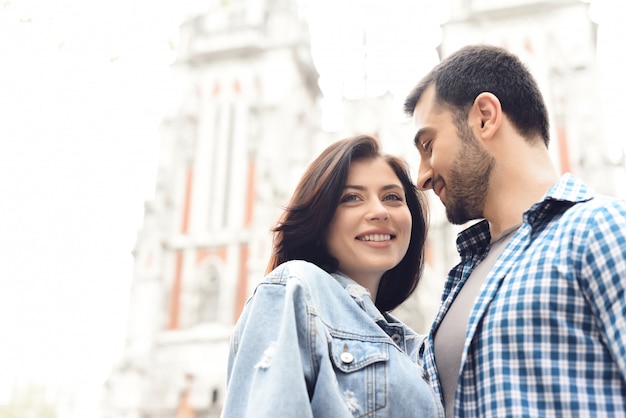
[456,174,593,260]
[533,172,593,205]
[524,173,593,225]
[456,220,491,261]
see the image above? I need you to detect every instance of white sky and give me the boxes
[0,0,185,391]
[0,0,624,413]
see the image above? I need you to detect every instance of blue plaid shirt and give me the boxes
[423,173,626,416]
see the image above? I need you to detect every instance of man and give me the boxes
[404,44,626,417]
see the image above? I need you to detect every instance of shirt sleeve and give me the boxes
[221,276,316,418]
[578,201,626,381]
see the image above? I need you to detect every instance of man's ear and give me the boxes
[470,92,502,141]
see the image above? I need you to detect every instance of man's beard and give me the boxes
[443,124,494,225]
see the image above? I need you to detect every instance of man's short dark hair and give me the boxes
[404,44,550,147]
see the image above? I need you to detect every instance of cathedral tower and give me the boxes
[102,1,321,416]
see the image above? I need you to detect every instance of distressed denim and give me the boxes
[222,260,443,418]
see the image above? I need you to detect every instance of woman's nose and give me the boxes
[368,200,389,220]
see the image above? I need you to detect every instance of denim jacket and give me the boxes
[222,260,443,418]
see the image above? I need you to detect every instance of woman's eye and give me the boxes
[340,194,359,203]
[384,193,404,202]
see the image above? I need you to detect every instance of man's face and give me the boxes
[411,85,494,225]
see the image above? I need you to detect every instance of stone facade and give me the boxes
[101,1,322,416]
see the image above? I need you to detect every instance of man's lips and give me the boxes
[433,180,444,199]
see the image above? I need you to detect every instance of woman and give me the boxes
[221,135,442,417]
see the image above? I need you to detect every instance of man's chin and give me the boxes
[446,214,467,225]
[445,206,474,225]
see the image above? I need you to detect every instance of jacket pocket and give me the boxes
[328,333,389,416]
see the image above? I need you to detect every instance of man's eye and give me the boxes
[422,140,432,152]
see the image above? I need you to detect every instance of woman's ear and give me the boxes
[471,92,502,141]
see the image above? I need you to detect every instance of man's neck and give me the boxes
[484,154,559,238]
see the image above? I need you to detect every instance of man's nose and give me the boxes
[416,164,433,191]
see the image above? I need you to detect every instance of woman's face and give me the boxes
[326,157,412,291]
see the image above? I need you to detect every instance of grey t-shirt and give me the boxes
[434,224,520,418]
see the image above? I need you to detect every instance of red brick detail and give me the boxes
[168,251,184,330]
[181,169,193,234]
[244,159,255,227]
[557,126,572,174]
[196,247,227,265]
[234,244,249,323]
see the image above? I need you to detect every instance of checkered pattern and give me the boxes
[423,173,626,416]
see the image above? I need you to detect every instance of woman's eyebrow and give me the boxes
[343,184,403,191]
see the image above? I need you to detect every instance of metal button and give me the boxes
[340,343,354,364]
[391,334,402,344]
[340,351,354,364]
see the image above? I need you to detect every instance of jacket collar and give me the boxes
[331,271,386,322]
